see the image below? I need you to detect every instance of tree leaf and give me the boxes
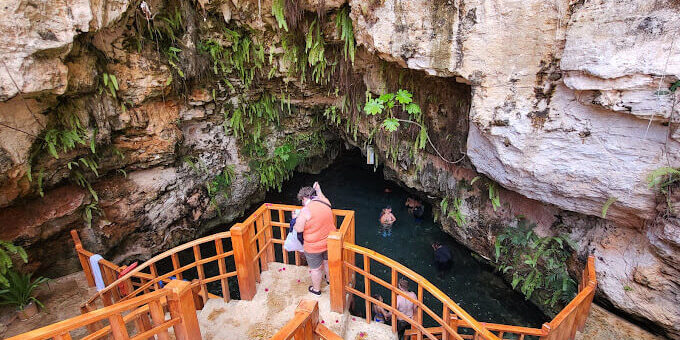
[381,118,400,132]
[395,89,413,104]
[364,98,384,115]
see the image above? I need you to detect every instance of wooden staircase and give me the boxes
[7,203,597,340]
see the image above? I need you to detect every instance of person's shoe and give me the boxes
[308,286,321,295]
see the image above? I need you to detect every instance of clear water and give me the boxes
[264,149,548,328]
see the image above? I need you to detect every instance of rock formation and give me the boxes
[0,0,678,337]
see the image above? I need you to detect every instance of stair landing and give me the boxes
[197,262,395,340]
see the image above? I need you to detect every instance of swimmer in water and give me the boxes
[379,206,396,237]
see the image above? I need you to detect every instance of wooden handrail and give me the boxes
[82,230,233,307]
[340,243,500,340]
[62,204,595,340]
[271,300,343,340]
[6,280,201,340]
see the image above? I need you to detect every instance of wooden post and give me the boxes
[81,304,104,335]
[297,300,319,338]
[215,238,230,302]
[165,280,202,340]
[328,231,345,313]
[231,224,256,300]
[71,230,95,287]
[263,206,275,265]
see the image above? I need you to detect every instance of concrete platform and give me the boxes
[197,262,396,340]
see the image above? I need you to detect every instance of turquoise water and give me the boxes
[265,149,548,328]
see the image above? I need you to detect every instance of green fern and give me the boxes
[601,197,617,218]
[335,6,356,64]
[495,223,577,308]
[272,0,288,31]
[0,241,28,288]
[488,183,501,211]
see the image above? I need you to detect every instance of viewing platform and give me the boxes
[7,203,597,340]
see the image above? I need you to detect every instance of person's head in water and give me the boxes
[398,277,409,291]
[297,186,316,205]
[432,241,442,250]
[382,206,392,215]
[372,293,383,303]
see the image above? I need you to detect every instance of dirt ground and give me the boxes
[0,271,97,339]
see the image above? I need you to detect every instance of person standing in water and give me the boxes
[379,206,396,237]
[396,277,418,339]
[405,197,424,221]
[432,241,453,272]
[294,182,335,295]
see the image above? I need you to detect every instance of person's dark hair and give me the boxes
[385,205,392,210]
[297,186,316,201]
[398,277,409,290]
[372,294,383,301]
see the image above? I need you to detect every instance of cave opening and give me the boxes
[262,147,548,328]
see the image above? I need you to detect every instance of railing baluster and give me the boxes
[171,253,183,280]
[108,313,130,339]
[71,231,95,287]
[149,263,160,290]
[364,255,371,323]
[263,207,275,265]
[443,306,450,340]
[248,222,262,283]
[278,209,289,264]
[255,214,269,272]
[193,245,208,304]
[215,238,230,302]
[391,268,398,334]
[149,299,170,340]
[417,284,424,340]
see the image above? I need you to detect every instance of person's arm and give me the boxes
[313,181,329,203]
[294,208,310,232]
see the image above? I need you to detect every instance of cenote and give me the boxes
[263,148,548,328]
[156,148,547,328]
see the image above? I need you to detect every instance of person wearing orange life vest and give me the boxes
[294,181,336,295]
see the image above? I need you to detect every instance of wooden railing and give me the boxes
[31,203,594,340]
[271,300,343,340]
[6,280,201,340]
[329,241,500,340]
[402,257,598,340]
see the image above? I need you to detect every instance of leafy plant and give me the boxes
[207,166,236,211]
[494,223,577,307]
[601,197,617,218]
[440,197,466,227]
[102,73,119,99]
[0,270,49,310]
[647,167,680,214]
[335,6,356,64]
[0,241,27,287]
[488,183,501,211]
[305,20,333,85]
[272,0,288,31]
[199,27,265,90]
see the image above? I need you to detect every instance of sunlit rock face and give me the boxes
[350,0,680,337]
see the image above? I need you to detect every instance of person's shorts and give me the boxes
[380,223,393,230]
[305,250,328,269]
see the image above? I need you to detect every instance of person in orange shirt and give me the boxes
[294,181,336,295]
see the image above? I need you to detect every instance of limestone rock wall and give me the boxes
[0,0,679,338]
